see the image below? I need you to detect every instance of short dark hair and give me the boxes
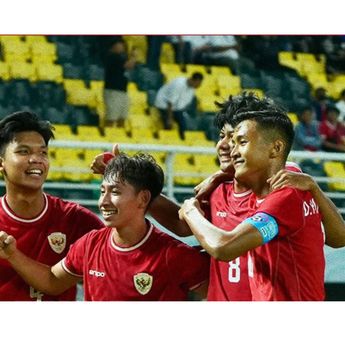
[191,72,204,81]
[214,92,276,130]
[104,153,164,204]
[0,111,55,155]
[227,93,294,160]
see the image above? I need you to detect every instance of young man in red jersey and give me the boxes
[179,95,327,301]
[90,93,345,301]
[0,153,209,301]
[0,111,104,301]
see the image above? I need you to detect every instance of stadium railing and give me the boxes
[3,139,342,213]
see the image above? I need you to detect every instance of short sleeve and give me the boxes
[166,242,210,290]
[256,188,305,237]
[63,231,94,277]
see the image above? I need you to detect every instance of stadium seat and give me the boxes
[160,42,175,64]
[1,40,30,62]
[62,62,84,79]
[209,66,232,76]
[36,63,63,83]
[288,112,299,126]
[158,129,184,145]
[104,127,132,143]
[0,62,10,81]
[51,124,77,140]
[184,64,207,75]
[76,125,106,142]
[31,41,57,64]
[8,61,37,82]
[323,161,345,191]
[25,35,47,44]
[128,114,155,130]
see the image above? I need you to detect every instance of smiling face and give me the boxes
[231,120,273,185]
[0,131,49,193]
[98,177,148,229]
[216,123,235,173]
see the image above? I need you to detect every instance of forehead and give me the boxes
[233,119,258,137]
[9,131,46,145]
[222,123,234,133]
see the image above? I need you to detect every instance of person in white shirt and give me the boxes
[154,72,203,139]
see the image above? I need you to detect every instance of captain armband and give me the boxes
[243,212,279,244]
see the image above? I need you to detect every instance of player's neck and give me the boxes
[5,189,46,219]
[233,179,250,194]
[112,218,150,248]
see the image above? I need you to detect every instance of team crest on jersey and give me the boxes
[133,273,153,295]
[47,232,66,254]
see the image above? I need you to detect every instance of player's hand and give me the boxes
[268,169,315,192]
[90,144,120,175]
[179,197,204,220]
[0,231,17,259]
[195,170,232,204]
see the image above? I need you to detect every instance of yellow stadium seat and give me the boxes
[36,63,63,83]
[209,65,232,76]
[104,127,132,143]
[52,124,77,140]
[161,63,182,75]
[0,62,10,81]
[131,127,157,143]
[1,40,30,62]
[77,125,106,142]
[278,51,302,74]
[8,62,36,82]
[242,88,264,98]
[158,129,184,145]
[24,35,47,44]
[128,114,155,130]
[184,130,207,142]
[0,35,23,44]
[193,153,219,175]
[31,41,57,62]
[173,153,200,185]
[323,161,345,191]
[217,75,241,89]
[160,42,175,64]
[84,149,104,166]
[63,79,86,91]
[67,88,96,108]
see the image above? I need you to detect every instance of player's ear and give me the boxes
[138,190,151,210]
[0,156,4,172]
[269,139,285,158]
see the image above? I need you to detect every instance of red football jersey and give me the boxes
[62,222,210,301]
[247,187,325,301]
[0,194,104,301]
[207,181,252,301]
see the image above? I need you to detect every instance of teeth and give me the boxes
[102,210,117,216]
[26,169,42,175]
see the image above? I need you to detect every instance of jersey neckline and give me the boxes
[110,222,153,252]
[1,193,49,223]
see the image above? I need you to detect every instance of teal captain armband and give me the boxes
[243,212,279,244]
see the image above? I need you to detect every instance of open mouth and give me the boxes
[25,169,43,176]
[101,209,118,217]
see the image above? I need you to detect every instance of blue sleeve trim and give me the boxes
[243,212,279,244]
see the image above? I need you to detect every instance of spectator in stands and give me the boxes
[154,72,204,139]
[293,106,322,151]
[319,105,345,152]
[311,87,332,122]
[146,35,167,71]
[0,153,209,301]
[103,37,137,128]
[335,89,345,123]
[0,111,104,301]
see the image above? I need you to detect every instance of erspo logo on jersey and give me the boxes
[89,269,106,278]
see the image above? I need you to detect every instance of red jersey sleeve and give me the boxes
[255,187,305,237]
[166,242,210,290]
[63,231,95,277]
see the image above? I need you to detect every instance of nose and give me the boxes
[28,153,44,163]
[231,143,240,160]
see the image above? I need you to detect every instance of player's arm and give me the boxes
[0,231,81,295]
[178,198,274,261]
[268,169,345,248]
[148,194,193,237]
